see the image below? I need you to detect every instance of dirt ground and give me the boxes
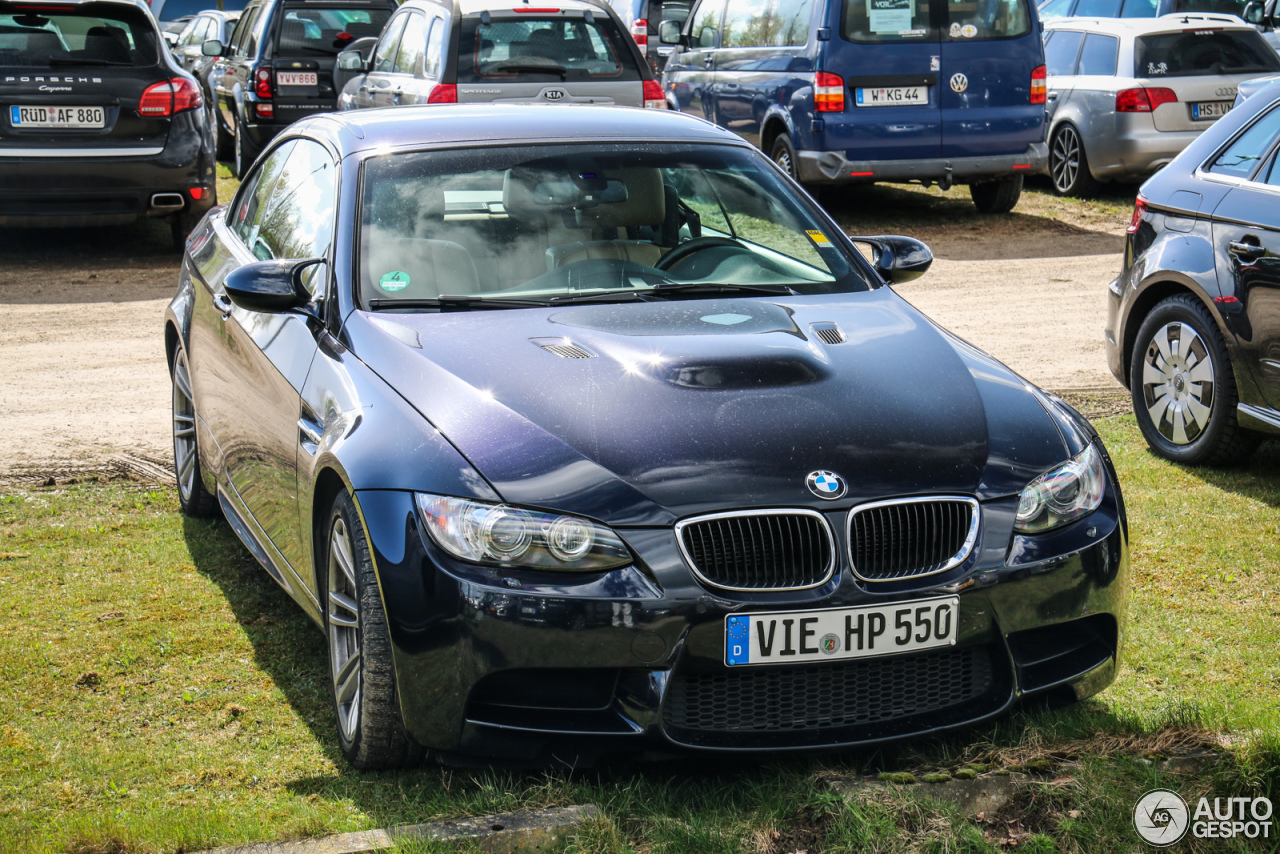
[0,180,1134,485]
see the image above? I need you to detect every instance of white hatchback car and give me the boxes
[1042,14,1280,195]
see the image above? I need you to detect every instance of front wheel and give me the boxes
[1129,294,1258,465]
[969,176,1023,214]
[324,490,425,770]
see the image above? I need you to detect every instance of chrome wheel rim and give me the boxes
[1051,127,1081,193]
[774,147,794,178]
[327,516,362,743]
[1140,321,1216,445]
[171,350,198,501]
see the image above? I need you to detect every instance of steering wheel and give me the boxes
[655,236,746,272]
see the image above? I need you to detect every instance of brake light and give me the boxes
[427,83,457,103]
[631,18,648,46]
[1116,87,1177,112]
[1127,195,1148,233]
[643,79,665,109]
[189,187,207,200]
[1030,64,1046,105]
[138,78,203,117]
[254,66,272,99]
[815,71,844,112]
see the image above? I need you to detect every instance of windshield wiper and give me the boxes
[488,61,568,77]
[48,57,134,66]
[649,282,799,298]
[368,295,549,311]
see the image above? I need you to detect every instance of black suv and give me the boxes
[203,0,393,175]
[0,0,216,244]
[1106,79,1280,465]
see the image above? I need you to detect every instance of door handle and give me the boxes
[212,293,233,319]
[703,54,714,68]
[1229,239,1265,259]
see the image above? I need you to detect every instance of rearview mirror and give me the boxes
[201,38,224,56]
[659,19,682,44]
[224,258,325,313]
[850,235,933,284]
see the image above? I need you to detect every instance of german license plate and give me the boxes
[855,86,927,107]
[9,105,105,129]
[277,71,318,86]
[724,596,958,666]
[1191,100,1231,120]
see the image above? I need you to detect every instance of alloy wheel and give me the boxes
[1139,320,1216,445]
[1051,126,1081,194]
[171,349,199,502]
[774,148,794,178]
[327,516,362,743]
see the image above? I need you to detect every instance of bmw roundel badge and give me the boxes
[806,470,847,500]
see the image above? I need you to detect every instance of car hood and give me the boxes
[344,290,1074,526]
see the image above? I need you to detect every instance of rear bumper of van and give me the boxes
[797,143,1047,185]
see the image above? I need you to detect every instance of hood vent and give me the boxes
[810,322,846,345]
[531,338,596,359]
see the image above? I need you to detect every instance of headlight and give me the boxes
[1014,443,1106,534]
[414,493,632,571]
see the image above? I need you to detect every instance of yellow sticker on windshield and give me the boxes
[806,230,831,245]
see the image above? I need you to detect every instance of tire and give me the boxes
[1049,123,1100,198]
[324,490,425,770]
[211,100,233,161]
[233,121,257,180]
[1129,294,1259,466]
[170,346,217,517]
[770,133,799,181]
[969,175,1023,214]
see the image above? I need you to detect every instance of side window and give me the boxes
[1265,151,1280,187]
[253,140,338,278]
[231,140,296,257]
[1072,0,1121,15]
[229,6,255,53]
[1120,0,1157,15]
[246,6,268,56]
[1044,29,1082,75]
[723,0,768,47]
[1208,105,1280,181]
[423,16,445,78]
[1077,33,1118,75]
[770,0,814,45]
[687,0,727,47]
[373,13,408,72]
[394,12,427,75]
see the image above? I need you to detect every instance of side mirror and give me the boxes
[851,235,933,284]
[224,258,324,313]
[1244,0,1265,24]
[336,48,369,71]
[201,38,225,56]
[659,19,682,45]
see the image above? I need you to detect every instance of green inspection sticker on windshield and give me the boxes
[379,271,410,292]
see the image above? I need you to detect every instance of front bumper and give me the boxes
[0,109,215,227]
[357,472,1130,763]
[797,143,1047,186]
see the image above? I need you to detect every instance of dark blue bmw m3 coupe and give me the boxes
[164,104,1129,769]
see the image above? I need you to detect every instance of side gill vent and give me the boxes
[811,322,846,345]
[531,337,597,359]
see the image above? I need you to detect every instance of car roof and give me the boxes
[5,0,153,9]
[298,103,742,157]
[1044,12,1257,33]
[398,0,610,14]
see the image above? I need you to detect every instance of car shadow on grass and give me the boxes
[1168,434,1280,509]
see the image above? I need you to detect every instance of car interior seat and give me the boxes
[539,168,674,271]
[364,185,480,301]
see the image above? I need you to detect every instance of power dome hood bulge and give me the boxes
[345,291,1075,525]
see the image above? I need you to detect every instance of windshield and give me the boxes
[0,9,158,67]
[358,143,871,310]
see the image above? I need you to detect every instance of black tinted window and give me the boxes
[1044,29,1082,75]
[279,6,390,56]
[159,0,248,22]
[0,9,158,67]
[1077,33,1118,75]
[1135,30,1280,77]
[458,15,641,83]
[843,0,1031,44]
[1207,105,1280,180]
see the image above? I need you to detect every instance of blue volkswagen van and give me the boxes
[660,0,1049,211]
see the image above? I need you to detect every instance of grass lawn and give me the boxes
[2,416,1278,854]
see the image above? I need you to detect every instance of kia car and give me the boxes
[1107,80,1280,465]
[0,0,216,245]
[166,104,1129,769]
